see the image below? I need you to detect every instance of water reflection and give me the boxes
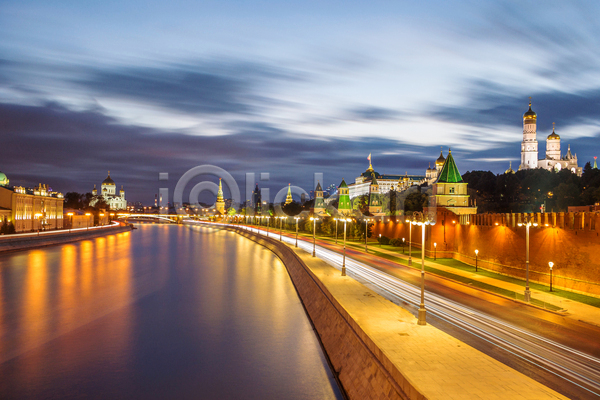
[0,224,341,399]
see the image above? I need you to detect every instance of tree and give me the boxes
[64,192,84,209]
[404,192,428,213]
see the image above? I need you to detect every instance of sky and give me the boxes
[1,1,600,204]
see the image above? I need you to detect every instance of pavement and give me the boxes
[291,244,568,400]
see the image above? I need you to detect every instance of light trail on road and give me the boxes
[219,223,600,398]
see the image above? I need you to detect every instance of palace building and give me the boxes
[90,171,127,210]
[348,156,425,199]
[518,100,582,176]
[0,170,64,232]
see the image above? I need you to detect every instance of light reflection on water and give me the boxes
[0,224,342,399]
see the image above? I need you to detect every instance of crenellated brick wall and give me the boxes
[372,210,600,296]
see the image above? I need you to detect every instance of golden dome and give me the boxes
[523,99,536,121]
[547,123,560,140]
[435,150,445,166]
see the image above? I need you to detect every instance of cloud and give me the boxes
[345,105,403,121]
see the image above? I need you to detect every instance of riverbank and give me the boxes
[226,226,566,400]
[0,222,133,253]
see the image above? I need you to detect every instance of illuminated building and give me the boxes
[0,171,64,232]
[311,182,325,215]
[285,184,293,205]
[431,150,477,215]
[368,173,382,214]
[216,178,225,214]
[518,101,582,176]
[348,156,425,198]
[337,179,351,215]
[90,171,127,210]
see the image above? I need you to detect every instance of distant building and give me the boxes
[518,101,582,176]
[311,181,325,215]
[91,171,127,210]
[216,178,225,214]
[0,170,64,232]
[285,184,293,205]
[368,173,382,215]
[337,179,351,215]
[348,156,425,198]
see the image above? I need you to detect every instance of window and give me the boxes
[449,187,455,194]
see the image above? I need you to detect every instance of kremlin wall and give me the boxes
[371,209,600,296]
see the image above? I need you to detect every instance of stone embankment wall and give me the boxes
[372,211,600,296]
[229,226,425,400]
[0,224,133,253]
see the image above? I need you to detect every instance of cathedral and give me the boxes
[90,171,127,210]
[518,100,582,176]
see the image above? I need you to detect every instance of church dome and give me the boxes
[523,101,537,121]
[102,171,115,185]
[435,151,445,166]
[547,124,560,140]
[0,171,9,186]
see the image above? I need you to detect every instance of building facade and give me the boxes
[518,101,582,176]
[91,172,127,210]
[0,174,64,232]
[431,150,477,215]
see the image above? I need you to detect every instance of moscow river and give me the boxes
[0,224,343,399]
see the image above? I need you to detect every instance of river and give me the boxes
[0,223,343,399]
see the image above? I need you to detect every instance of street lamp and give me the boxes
[364,218,371,252]
[294,217,300,247]
[475,249,479,272]
[334,218,339,244]
[434,242,437,261]
[85,212,91,230]
[341,218,352,276]
[549,261,554,292]
[402,237,405,254]
[405,217,413,266]
[517,215,538,302]
[279,216,285,241]
[413,211,435,326]
[265,216,270,237]
[67,212,74,232]
[310,217,319,257]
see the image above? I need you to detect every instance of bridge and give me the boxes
[117,213,187,224]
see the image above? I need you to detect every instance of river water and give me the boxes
[0,224,343,399]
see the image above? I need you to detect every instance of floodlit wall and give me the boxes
[372,210,600,296]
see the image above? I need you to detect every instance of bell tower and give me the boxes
[519,98,538,170]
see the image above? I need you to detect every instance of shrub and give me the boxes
[378,235,390,245]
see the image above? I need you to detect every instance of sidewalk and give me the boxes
[292,244,567,399]
[244,224,600,328]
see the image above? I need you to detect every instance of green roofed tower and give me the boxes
[432,149,477,215]
[337,179,351,215]
[368,173,381,214]
[312,181,325,215]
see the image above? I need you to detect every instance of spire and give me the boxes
[370,172,378,185]
[315,181,322,191]
[366,153,374,172]
[285,183,293,205]
[594,156,598,169]
[217,178,224,201]
[436,149,463,183]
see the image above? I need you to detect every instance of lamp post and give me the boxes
[518,215,537,302]
[310,217,319,257]
[265,216,270,237]
[85,213,91,230]
[402,237,405,254]
[342,218,351,276]
[413,211,435,326]
[364,218,371,252]
[475,249,479,272]
[405,217,413,266]
[67,212,74,232]
[434,242,437,261]
[100,213,105,226]
[294,217,300,247]
[279,216,284,241]
[549,262,554,292]
[334,218,339,244]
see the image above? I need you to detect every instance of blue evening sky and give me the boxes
[1,1,599,202]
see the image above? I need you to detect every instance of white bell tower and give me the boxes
[519,98,538,170]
